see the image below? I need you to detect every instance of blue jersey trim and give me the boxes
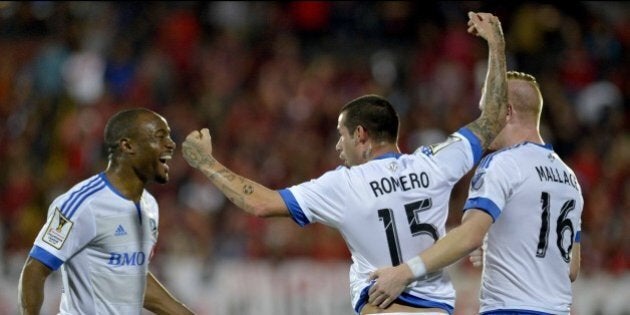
[482,309,552,315]
[278,189,310,227]
[575,231,581,243]
[30,245,64,271]
[66,181,105,219]
[354,282,453,314]
[60,176,101,217]
[457,127,483,165]
[463,197,501,222]
[524,141,553,151]
[373,152,402,160]
[99,172,128,200]
[135,202,143,225]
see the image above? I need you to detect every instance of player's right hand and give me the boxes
[182,128,214,169]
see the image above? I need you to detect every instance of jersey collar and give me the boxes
[373,152,401,160]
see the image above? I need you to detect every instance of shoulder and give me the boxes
[477,144,523,170]
[54,174,108,219]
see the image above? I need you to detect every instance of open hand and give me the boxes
[367,264,414,309]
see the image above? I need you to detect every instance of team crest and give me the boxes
[471,171,485,191]
[149,218,158,239]
[387,162,398,173]
[42,208,74,249]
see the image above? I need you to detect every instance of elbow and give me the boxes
[466,232,485,252]
[249,205,272,218]
[249,202,284,218]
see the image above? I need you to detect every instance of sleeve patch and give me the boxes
[42,208,74,249]
[426,134,462,155]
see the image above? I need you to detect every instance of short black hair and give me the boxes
[340,95,399,143]
[104,108,154,157]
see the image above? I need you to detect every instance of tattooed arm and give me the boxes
[465,12,508,149]
[182,128,289,217]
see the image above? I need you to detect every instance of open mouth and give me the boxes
[159,154,172,169]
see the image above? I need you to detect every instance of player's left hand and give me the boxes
[367,265,413,309]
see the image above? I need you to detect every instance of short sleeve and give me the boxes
[278,168,349,228]
[30,202,97,270]
[463,153,520,222]
[415,127,483,183]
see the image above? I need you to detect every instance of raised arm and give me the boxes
[181,128,289,217]
[18,257,53,315]
[465,12,508,149]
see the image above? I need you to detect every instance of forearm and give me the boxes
[144,272,194,315]
[18,258,50,315]
[407,210,491,278]
[193,155,286,217]
[570,243,581,282]
[19,280,45,315]
[419,224,482,274]
[467,25,508,148]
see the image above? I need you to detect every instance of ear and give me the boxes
[354,125,369,144]
[119,138,134,154]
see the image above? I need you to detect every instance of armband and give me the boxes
[406,256,427,278]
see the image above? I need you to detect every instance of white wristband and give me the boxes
[406,256,427,278]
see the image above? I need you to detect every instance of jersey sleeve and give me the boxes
[30,201,97,271]
[414,127,483,184]
[278,167,348,228]
[462,153,520,222]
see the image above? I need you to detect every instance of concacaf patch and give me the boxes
[42,208,73,249]
[427,135,462,155]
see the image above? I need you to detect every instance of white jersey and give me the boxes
[29,173,160,315]
[279,128,483,314]
[463,142,583,314]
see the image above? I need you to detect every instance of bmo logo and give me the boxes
[108,252,146,266]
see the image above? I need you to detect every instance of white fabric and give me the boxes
[30,173,160,315]
[281,129,482,312]
[464,142,583,314]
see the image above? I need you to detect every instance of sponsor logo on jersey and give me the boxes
[108,251,146,266]
[114,224,127,236]
[42,208,74,249]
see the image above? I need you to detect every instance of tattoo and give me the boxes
[468,34,507,149]
[184,141,259,213]
[243,185,254,195]
[182,144,216,169]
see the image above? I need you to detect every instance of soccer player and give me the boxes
[18,109,194,314]
[367,71,583,314]
[181,11,507,315]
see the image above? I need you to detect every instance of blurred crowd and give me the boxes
[0,0,628,290]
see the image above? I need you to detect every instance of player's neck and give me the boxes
[104,163,145,202]
[367,142,400,160]
[504,126,544,147]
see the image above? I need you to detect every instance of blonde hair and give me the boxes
[507,71,543,122]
